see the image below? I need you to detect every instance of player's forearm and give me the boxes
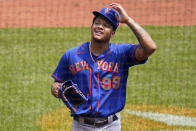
[126,18,157,55]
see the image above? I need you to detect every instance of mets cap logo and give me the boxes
[104,8,111,13]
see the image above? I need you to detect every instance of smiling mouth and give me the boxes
[95,31,104,36]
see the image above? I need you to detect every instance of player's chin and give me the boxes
[92,34,105,41]
[93,37,108,43]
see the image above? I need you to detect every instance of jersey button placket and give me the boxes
[90,61,100,116]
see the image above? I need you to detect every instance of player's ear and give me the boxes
[111,30,115,37]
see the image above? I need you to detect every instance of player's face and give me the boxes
[91,17,115,42]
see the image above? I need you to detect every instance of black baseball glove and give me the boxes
[58,80,87,113]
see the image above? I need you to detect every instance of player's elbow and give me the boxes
[150,43,157,53]
[147,41,157,55]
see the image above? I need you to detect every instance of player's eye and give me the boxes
[104,23,111,28]
[94,22,99,25]
[94,21,101,26]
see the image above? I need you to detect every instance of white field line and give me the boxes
[124,109,196,127]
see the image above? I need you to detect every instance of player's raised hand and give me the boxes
[110,3,131,24]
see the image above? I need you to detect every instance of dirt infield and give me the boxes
[0,0,195,28]
[35,104,196,130]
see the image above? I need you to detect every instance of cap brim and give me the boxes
[93,11,104,17]
[92,11,116,29]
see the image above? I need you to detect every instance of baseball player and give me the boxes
[51,3,156,131]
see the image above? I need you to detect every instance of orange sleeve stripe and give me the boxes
[76,52,82,55]
[51,74,64,82]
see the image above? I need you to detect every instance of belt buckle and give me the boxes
[94,119,108,127]
[96,116,111,127]
[75,114,118,127]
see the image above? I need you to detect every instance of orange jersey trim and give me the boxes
[95,67,101,117]
[51,74,64,82]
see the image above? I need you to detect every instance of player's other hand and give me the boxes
[110,3,131,24]
[51,82,61,98]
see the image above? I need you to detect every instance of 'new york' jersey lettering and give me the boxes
[69,60,120,75]
[51,42,147,117]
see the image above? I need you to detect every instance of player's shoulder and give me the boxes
[110,42,137,50]
[64,42,88,54]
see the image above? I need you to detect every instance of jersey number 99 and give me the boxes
[102,76,120,90]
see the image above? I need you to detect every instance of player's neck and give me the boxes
[90,39,109,56]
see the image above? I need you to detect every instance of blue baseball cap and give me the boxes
[93,7,120,29]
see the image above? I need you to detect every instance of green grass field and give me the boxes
[0,26,196,131]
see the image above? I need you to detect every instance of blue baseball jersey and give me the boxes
[51,41,147,117]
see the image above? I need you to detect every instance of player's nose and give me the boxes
[96,24,104,30]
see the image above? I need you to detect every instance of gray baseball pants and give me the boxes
[72,113,121,131]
